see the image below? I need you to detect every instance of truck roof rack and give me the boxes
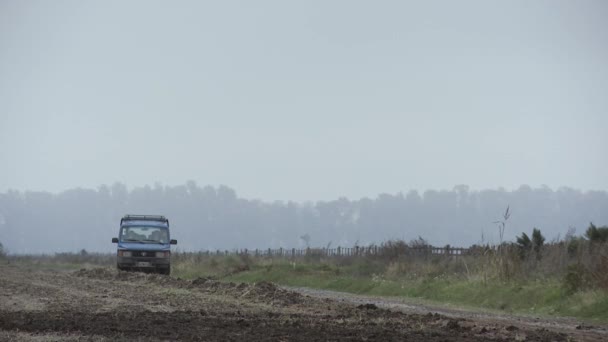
[121,215,169,226]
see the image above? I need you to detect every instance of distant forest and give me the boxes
[0,182,607,253]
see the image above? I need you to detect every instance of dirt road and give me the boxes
[290,287,608,341]
[0,264,604,341]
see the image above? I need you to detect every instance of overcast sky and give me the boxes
[1,0,607,201]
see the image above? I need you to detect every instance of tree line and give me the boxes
[0,182,606,253]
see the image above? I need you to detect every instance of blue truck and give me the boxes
[111,214,177,275]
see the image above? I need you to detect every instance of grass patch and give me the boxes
[172,256,608,323]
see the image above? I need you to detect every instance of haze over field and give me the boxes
[1,1,607,253]
[2,183,608,253]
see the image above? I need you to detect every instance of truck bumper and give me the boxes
[117,256,170,272]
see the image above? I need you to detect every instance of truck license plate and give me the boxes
[136,262,151,267]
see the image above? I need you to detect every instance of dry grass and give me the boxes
[6,239,608,292]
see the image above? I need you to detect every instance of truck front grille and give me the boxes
[132,251,155,257]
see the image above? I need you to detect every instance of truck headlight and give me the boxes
[118,251,132,257]
[156,251,170,258]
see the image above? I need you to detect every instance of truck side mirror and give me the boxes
[170,239,177,245]
[112,237,118,243]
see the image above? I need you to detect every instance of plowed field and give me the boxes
[0,264,605,341]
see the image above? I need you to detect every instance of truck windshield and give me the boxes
[120,226,169,243]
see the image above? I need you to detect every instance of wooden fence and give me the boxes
[193,245,469,258]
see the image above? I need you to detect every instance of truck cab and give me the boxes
[111,214,177,275]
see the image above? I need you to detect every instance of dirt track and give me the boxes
[0,264,604,341]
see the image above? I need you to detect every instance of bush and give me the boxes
[379,240,409,261]
[516,232,532,259]
[563,264,591,294]
[567,237,583,256]
[532,228,545,255]
[585,222,608,243]
[516,228,545,260]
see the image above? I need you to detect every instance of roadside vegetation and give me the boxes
[171,222,608,322]
[5,223,608,322]
[0,241,5,259]
[167,227,608,322]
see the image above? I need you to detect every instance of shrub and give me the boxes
[516,232,532,259]
[515,228,545,260]
[563,264,591,294]
[379,240,409,261]
[590,254,608,290]
[532,228,545,254]
[585,222,608,243]
[567,237,583,256]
